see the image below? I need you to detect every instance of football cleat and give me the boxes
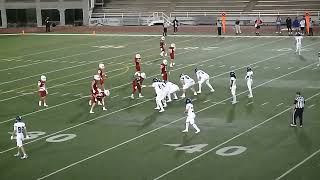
[161,36,165,41]
[20,155,28,159]
[102,107,107,111]
[182,129,188,133]
[99,63,105,69]
[159,109,165,113]
[135,53,141,59]
[195,130,200,134]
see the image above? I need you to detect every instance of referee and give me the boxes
[290,92,305,128]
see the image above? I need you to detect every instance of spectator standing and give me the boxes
[172,17,179,34]
[286,17,292,35]
[254,17,263,36]
[300,17,306,35]
[217,19,222,35]
[235,19,241,35]
[163,22,169,36]
[309,19,314,36]
[276,15,282,34]
[45,17,50,32]
[292,17,300,33]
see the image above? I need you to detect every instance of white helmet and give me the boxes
[40,75,46,81]
[163,59,168,65]
[93,75,100,81]
[104,89,110,96]
[99,63,105,69]
[170,43,175,48]
[140,72,146,79]
[135,53,141,59]
[161,36,165,41]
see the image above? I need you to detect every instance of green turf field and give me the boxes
[0,34,320,180]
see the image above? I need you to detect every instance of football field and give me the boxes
[0,33,320,180]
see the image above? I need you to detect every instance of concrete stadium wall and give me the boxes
[0,0,89,28]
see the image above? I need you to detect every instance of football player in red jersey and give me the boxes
[89,75,100,113]
[160,36,167,58]
[169,43,175,67]
[134,53,142,72]
[160,59,168,81]
[90,88,110,113]
[130,72,146,99]
[38,75,48,107]
[97,63,107,89]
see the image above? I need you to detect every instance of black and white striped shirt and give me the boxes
[294,96,305,109]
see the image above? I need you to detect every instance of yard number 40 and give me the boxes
[164,144,247,156]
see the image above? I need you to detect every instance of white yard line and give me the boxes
[203,99,211,103]
[247,102,254,105]
[275,147,320,180]
[275,67,281,69]
[307,104,316,108]
[35,62,318,180]
[2,33,320,38]
[111,95,119,99]
[261,102,269,106]
[208,64,215,67]
[287,67,294,70]
[0,37,197,86]
[61,93,70,97]
[276,103,284,107]
[154,90,320,180]
[0,37,125,61]
[0,38,242,122]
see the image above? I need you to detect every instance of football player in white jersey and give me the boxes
[151,78,166,112]
[245,67,253,98]
[194,68,215,94]
[294,32,303,55]
[11,116,30,159]
[180,74,197,98]
[230,71,237,104]
[182,98,200,133]
[165,81,179,102]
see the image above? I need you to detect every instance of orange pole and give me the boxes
[221,12,226,33]
[305,12,310,34]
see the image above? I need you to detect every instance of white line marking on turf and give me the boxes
[5,33,320,38]
[288,67,294,70]
[275,147,320,180]
[219,65,226,68]
[208,65,215,67]
[264,66,269,69]
[0,38,241,122]
[247,102,253,105]
[154,91,320,180]
[312,67,318,70]
[307,104,315,108]
[35,62,318,180]
[73,93,82,97]
[203,99,211,103]
[1,98,153,155]
[275,67,281,69]
[261,102,269,106]
[111,95,119,99]
[0,37,196,86]
[276,103,284,107]
[61,93,70,97]
[50,92,59,96]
